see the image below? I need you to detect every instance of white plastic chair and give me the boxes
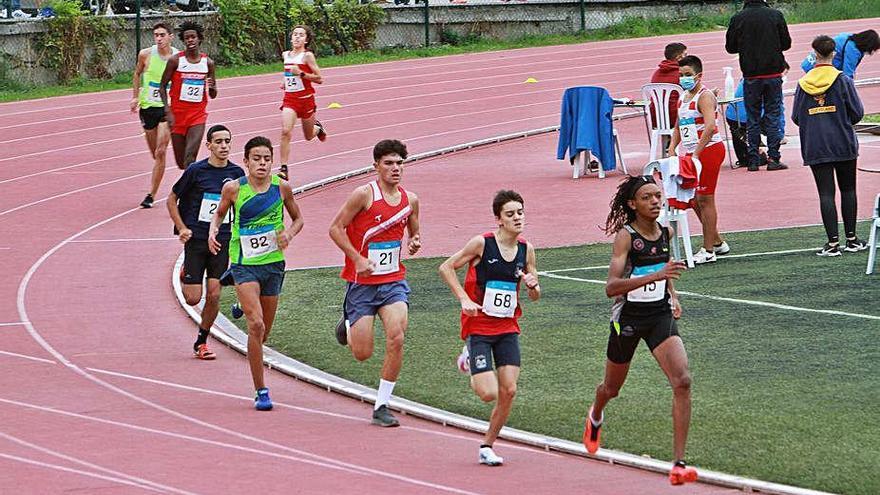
[643,160,695,268]
[573,129,627,179]
[866,193,880,275]
[641,83,684,163]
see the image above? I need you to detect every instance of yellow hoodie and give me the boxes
[798,65,841,96]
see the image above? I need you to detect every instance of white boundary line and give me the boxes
[0,431,198,495]
[0,321,29,327]
[69,237,179,244]
[538,272,880,321]
[0,452,167,493]
[0,350,56,364]
[170,142,838,495]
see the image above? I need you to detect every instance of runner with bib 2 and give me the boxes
[439,190,541,467]
[209,136,304,412]
[582,175,698,486]
[167,125,243,361]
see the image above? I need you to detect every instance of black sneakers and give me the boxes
[816,243,842,257]
[844,237,868,252]
[766,160,788,171]
[140,194,154,208]
[372,404,399,427]
[315,121,327,142]
[278,164,289,181]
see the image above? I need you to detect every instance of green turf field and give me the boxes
[221,223,879,494]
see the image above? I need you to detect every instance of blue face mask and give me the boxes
[679,75,697,90]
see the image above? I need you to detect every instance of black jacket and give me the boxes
[725,0,791,78]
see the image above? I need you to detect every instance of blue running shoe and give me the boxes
[231,302,244,319]
[254,388,273,411]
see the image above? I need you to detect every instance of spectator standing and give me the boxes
[725,0,791,172]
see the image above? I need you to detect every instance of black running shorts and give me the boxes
[467,332,521,375]
[182,238,229,284]
[606,313,679,364]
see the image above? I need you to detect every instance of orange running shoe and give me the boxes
[193,344,216,360]
[582,406,602,454]
[669,461,698,485]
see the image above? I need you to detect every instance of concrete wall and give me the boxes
[0,12,218,86]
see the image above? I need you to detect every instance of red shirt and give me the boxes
[170,52,209,116]
[460,233,527,339]
[340,181,411,285]
[650,59,681,124]
[282,50,315,97]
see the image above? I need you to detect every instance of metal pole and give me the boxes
[423,0,429,48]
[5,0,12,17]
[135,0,142,55]
[285,0,291,51]
[579,0,585,33]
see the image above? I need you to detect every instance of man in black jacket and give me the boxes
[726,0,791,172]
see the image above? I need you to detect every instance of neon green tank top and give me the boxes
[229,175,286,266]
[139,45,178,109]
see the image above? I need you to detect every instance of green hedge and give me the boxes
[213,0,384,65]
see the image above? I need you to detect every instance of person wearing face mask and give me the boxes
[667,56,730,265]
[792,35,867,257]
[725,0,791,172]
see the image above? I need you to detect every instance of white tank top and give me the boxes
[677,88,722,154]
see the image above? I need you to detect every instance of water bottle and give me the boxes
[723,67,735,100]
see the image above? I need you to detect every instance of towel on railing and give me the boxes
[557,86,616,171]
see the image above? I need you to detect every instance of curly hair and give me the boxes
[604,175,657,235]
[178,21,205,42]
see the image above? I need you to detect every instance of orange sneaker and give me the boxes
[582,406,602,454]
[193,344,216,360]
[669,462,698,485]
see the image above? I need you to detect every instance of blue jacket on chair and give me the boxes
[557,86,616,171]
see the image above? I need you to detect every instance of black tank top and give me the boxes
[612,223,672,320]
[474,234,527,288]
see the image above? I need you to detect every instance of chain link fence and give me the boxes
[1,0,739,87]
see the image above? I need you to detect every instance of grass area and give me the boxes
[863,113,880,123]
[4,0,880,102]
[221,224,879,495]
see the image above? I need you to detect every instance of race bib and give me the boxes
[180,78,204,103]
[283,71,305,93]
[368,240,400,275]
[146,81,162,103]
[627,263,667,303]
[240,225,279,259]
[482,280,517,318]
[679,117,698,146]
[198,193,231,224]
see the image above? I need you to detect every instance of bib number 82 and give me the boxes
[249,236,270,249]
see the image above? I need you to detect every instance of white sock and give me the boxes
[590,407,604,426]
[375,379,396,410]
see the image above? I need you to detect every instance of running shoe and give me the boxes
[193,343,216,360]
[582,406,602,454]
[844,237,868,252]
[140,193,154,209]
[456,345,470,374]
[371,404,399,427]
[669,461,698,485]
[478,446,504,466]
[277,164,289,181]
[254,388,273,411]
[713,241,730,255]
[231,302,244,319]
[766,160,788,171]
[334,317,348,346]
[816,243,842,257]
[692,248,717,264]
[12,9,31,17]
[314,121,327,142]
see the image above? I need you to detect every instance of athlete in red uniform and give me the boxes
[439,190,541,466]
[159,21,217,170]
[278,25,327,181]
[329,139,421,427]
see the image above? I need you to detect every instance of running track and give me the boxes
[1,19,878,493]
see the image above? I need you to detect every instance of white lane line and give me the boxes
[0,452,164,493]
[542,247,823,274]
[69,237,179,244]
[0,350,55,364]
[538,272,880,321]
[88,367,559,457]
[15,201,482,495]
[0,431,198,495]
[0,321,29,327]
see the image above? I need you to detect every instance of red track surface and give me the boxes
[1,18,878,493]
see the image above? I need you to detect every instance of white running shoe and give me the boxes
[479,446,504,466]
[456,345,469,374]
[13,9,32,18]
[692,248,717,264]
[714,241,730,255]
